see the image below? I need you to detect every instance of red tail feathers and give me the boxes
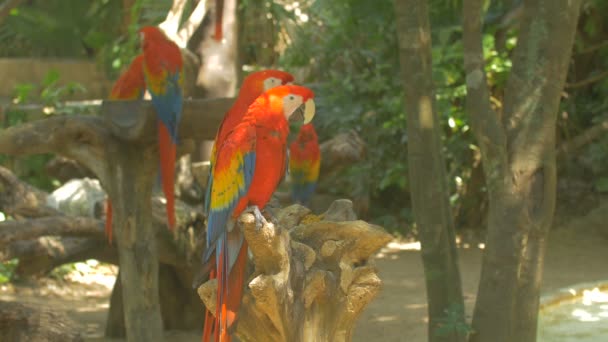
[158,121,177,230]
[105,199,113,244]
[214,0,224,42]
[202,241,247,342]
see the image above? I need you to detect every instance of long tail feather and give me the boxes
[202,268,217,342]
[158,121,177,230]
[207,238,247,342]
[105,199,113,244]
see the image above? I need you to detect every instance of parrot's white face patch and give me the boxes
[283,94,304,120]
[263,77,282,91]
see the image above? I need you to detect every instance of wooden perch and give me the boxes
[198,200,391,342]
[0,98,232,342]
[0,166,60,218]
[0,216,103,247]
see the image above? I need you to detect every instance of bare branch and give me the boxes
[565,70,608,89]
[176,0,209,48]
[0,216,104,247]
[0,166,60,218]
[463,0,507,158]
[159,0,188,38]
[575,40,608,55]
[558,119,608,158]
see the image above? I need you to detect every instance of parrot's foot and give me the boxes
[245,205,268,231]
[262,209,279,227]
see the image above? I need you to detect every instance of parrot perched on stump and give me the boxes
[105,54,146,243]
[204,69,295,216]
[289,123,321,206]
[202,85,315,342]
[201,69,294,341]
[139,25,184,231]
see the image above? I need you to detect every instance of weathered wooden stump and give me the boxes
[198,200,391,342]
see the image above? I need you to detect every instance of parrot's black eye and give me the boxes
[289,95,295,100]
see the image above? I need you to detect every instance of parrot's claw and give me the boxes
[246,205,267,231]
[262,209,279,227]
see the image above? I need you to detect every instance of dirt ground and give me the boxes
[1,202,607,342]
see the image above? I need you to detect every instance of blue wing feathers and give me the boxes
[150,71,182,143]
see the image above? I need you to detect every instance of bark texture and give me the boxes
[463,0,583,341]
[198,200,392,342]
[394,0,466,341]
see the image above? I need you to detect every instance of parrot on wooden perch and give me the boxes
[202,85,315,342]
[204,69,295,216]
[288,123,321,206]
[139,25,184,230]
[105,54,146,243]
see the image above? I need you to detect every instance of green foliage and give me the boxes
[0,0,123,58]
[279,0,516,232]
[0,259,18,284]
[0,70,89,191]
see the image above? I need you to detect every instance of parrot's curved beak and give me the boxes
[303,98,315,124]
[289,98,315,125]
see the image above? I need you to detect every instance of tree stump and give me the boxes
[198,200,391,342]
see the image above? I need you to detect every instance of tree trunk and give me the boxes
[393,1,467,341]
[463,0,583,341]
[106,141,164,342]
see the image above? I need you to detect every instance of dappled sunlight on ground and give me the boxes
[539,285,608,341]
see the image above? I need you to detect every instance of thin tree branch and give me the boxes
[565,70,608,88]
[0,216,104,247]
[558,119,608,157]
[575,40,608,55]
[159,0,188,38]
[463,0,507,157]
[175,0,208,48]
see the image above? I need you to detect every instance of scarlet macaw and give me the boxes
[105,54,146,243]
[289,123,321,206]
[204,69,295,215]
[139,26,184,230]
[202,85,315,342]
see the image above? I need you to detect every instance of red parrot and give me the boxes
[139,26,184,230]
[202,85,315,342]
[105,54,146,243]
[204,70,295,215]
[201,70,293,340]
[289,123,321,206]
